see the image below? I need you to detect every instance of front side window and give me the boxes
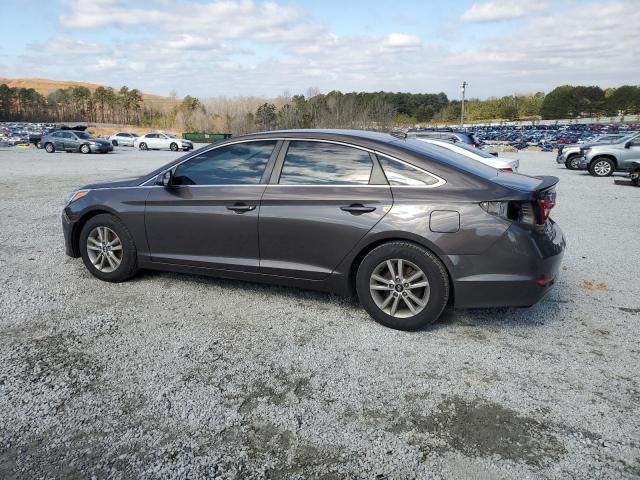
[172,141,277,186]
[378,156,441,187]
[279,141,373,185]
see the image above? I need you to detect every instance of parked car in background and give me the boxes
[407,130,482,147]
[578,133,640,176]
[415,138,519,172]
[133,133,193,151]
[108,132,138,147]
[62,129,564,331]
[556,134,629,170]
[42,130,113,154]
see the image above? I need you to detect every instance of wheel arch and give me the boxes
[70,208,119,257]
[346,234,455,305]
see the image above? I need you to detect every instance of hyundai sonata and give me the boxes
[62,130,565,330]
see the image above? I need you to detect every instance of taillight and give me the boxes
[537,198,555,224]
[480,200,539,225]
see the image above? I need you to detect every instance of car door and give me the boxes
[620,136,640,168]
[144,140,280,271]
[61,132,77,150]
[52,132,65,150]
[258,139,393,280]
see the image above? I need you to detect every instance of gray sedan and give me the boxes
[61,130,565,330]
[42,130,113,154]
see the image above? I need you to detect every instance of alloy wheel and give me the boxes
[86,226,123,273]
[593,160,612,176]
[369,259,430,318]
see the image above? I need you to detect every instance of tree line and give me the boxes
[1,82,639,133]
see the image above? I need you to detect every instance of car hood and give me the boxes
[81,176,143,189]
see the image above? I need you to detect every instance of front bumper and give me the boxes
[62,209,79,257]
[578,156,589,169]
[450,220,566,308]
[90,144,114,153]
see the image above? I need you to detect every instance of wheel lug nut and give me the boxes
[404,283,409,288]
[402,292,407,296]
[393,292,398,297]
[395,277,400,282]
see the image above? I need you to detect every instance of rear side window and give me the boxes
[378,156,441,186]
[172,140,276,185]
[279,141,373,185]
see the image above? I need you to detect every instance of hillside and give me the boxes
[0,77,180,111]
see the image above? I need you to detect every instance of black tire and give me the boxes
[565,155,580,170]
[170,142,178,152]
[112,140,118,146]
[36,140,42,149]
[44,143,55,153]
[80,144,91,154]
[589,157,615,177]
[79,214,138,283]
[139,142,148,150]
[356,241,449,331]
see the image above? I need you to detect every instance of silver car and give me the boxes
[108,132,138,147]
[578,133,640,176]
[556,134,628,170]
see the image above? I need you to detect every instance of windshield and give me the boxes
[74,132,92,139]
[397,139,500,179]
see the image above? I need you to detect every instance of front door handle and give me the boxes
[227,203,256,213]
[340,203,376,214]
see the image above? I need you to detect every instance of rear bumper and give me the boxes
[449,220,565,308]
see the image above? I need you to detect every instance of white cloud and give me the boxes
[383,33,422,49]
[7,0,637,100]
[461,1,547,23]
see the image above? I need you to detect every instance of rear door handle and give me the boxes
[227,203,256,213]
[340,204,376,214]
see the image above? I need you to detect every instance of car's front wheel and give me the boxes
[139,142,148,150]
[170,142,179,151]
[589,158,615,177]
[80,144,91,154]
[356,241,449,331]
[80,214,138,282]
[565,155,580,170]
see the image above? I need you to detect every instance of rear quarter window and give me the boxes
[378,156,441,186]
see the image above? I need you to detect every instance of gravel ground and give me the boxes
[0,145,639,479]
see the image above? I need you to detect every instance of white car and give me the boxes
[108,132,138,147]
[417,138,519,172]
[133,133,193,152]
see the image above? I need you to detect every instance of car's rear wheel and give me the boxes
[36,140,42,149]
[44,143,55,153]
[356,241,449,331]
[112,140,118,146]
[139,142,148,150]
[565,155,580,170]
[80,214,138,282]
[80,144,91,154]
[170,142,178,151]
[589,158,614,177]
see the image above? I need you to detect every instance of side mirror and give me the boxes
[625,142,633,149]
[155,170,172,186]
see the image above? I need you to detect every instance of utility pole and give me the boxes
[460,81,467,129]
